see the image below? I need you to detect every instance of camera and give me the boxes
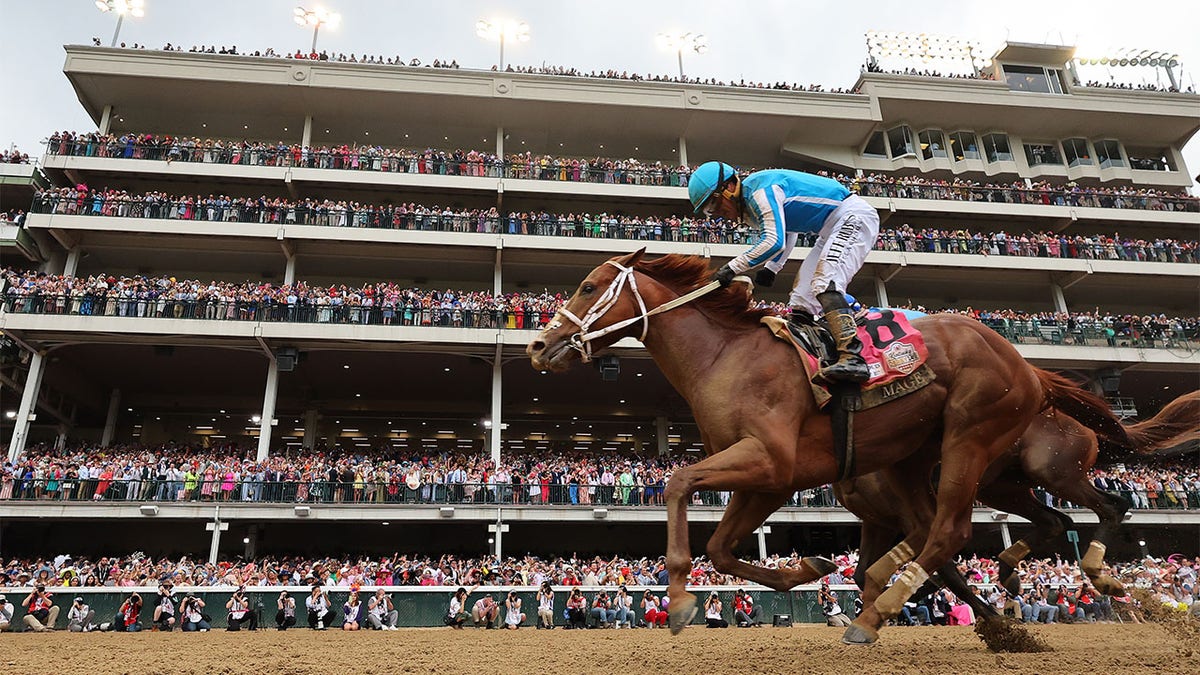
[280,591,289,598]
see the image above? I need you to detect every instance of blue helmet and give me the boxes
[844,293,862,313]
[687,161,737,213]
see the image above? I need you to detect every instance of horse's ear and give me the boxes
[614,248,646,268]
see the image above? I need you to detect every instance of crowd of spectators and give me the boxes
[29,185,1200,263]
[1,443,1194,511]
[1,148,31,164]
[1080,79,1195,94]
[863,61,996,81]
[4,268,1197,350]
[42,130,1200,212]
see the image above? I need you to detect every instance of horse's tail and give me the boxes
[1035,368,1134,456]
[1115,390,1200,459]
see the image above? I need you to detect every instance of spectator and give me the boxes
[306,585,331,629]
[22,584,59,632]
[703,591,728,628]
[225,585,256,630]
[900,599,931,626]
[366,588,398,630]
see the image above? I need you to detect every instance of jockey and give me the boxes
[688,162,880,384]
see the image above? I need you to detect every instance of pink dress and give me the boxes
[221,472,236,494]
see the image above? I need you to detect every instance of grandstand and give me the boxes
[1,39,1198,567]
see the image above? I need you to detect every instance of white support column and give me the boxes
[1050,282,1068,314]
[874,275,890,308]
[284,254,296,286]
[7,351,46,461]
[303,409,318,450]
[256,359,279,462]
[206,507,228,565]
[678,136,688,167]
[99,105,113,135]
[999,522,1013,550]
[489,513,509,564]
[655,416,669,456]
[495,126,504,162]
[493,247,502,296]
[489,343,503,466]
[756,526,771,561]
[100,387,120,448]
[301,114,313,149]
[64,247,82,278]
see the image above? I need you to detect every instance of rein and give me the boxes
[552,260,745,362]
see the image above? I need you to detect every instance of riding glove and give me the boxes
[754,268,777,288]
[712,264,736,287]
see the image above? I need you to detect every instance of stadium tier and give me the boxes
[1,41,1197,564]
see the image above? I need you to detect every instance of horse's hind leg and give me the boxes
[933,560,999,621]
[977,477,1073,597]
[1043,481,1131,595]
[705,490,836,592]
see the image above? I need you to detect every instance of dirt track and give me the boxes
[0,623,1190,674]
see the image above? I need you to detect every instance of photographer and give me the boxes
[22,585,59,632]
[276,591,297,630]
[225,585,257,631]
[704,591,728,628]
[445,585,474,629]
[152,583,177,632]
[612,586,634,629]
[306,585,331,630]
[504,590,526,629]
[733,588,762,627]
[67,596,96,632]
[818,582,851,627]
[113,591,143,632]
[590,590,617,628]
[181,593,210,632]
[641,589,667,628]
[0,594,13,632]
[342,589,363,631]
[565,588,587,629]
[470,594,499,629]
[366,588,398,630]
[536,582,555,629]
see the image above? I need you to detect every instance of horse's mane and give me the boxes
[634,254,774,326]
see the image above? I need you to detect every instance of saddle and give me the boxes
[762,310,936,480]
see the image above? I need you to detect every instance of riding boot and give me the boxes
[814,291,870,385]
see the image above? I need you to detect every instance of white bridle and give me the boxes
[548,260,737,362]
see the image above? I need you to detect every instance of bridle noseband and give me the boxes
[549,260,730,362]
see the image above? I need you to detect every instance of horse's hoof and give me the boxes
[668,596,698,635]
[842,620,879,645]
[1092,576,1125,596]
[802,556,839,578]
[1002,572,1022,597]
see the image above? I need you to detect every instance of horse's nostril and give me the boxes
[530,340,546,353]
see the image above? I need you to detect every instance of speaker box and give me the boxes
[772,614,792,627]
[276,347,299,372]
[596,355,620,381]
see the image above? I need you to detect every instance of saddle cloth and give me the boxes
[762,309,936,411]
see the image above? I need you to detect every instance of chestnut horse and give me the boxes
[830,393,1199,625]
[527,251,1129,643]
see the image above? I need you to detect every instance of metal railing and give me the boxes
[2,478,1195,509]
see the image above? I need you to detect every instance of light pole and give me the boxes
[476,19,530,71]
[656,31,708,79]
[95,0,144,48]
[294,6,341,54]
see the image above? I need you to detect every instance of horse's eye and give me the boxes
[581,283,595,294]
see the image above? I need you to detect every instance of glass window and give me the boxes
[982,133,1013,163]
[1127,148,1172,171]
[862,131,887,158]
[887,125,915,158]
[1095,140,1124,169]
[948,131,979,161]
[1002,65,1067,94]
[1023,143,1062,166]
[918,130,947,160]
[1061,138,1091,167]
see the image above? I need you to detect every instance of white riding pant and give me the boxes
[766,195,879,315]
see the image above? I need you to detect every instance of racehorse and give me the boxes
[830,394,1199,631]
[526,251,1130,643]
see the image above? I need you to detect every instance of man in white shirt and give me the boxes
[0,594,14,632]
[366,588,398,630]
[68,596,96,632]
[306,585,331,629]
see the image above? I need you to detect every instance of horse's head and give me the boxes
[527,248,649,371]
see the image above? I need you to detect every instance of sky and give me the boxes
[0,0,1196,182]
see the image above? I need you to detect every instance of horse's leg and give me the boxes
[1041,481,1131,595]
[932,561,999,621]
[977,478,1072,597]
[705,490,837,591]
[663,437,786,634]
